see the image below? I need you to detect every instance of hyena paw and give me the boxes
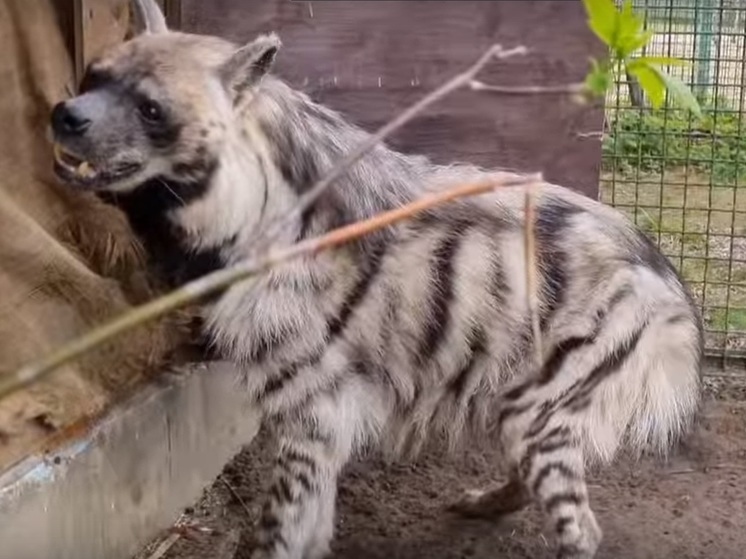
[555,511,602,559]
[303,546,331,559]
[447,480,530,519]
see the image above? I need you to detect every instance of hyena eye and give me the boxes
[138,100,164,124]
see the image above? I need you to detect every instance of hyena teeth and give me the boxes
[76,161,95,178]
[58,2,704,557]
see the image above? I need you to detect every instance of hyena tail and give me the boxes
[500,266,703,468]
[574,278,703,464]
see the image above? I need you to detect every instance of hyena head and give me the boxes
[49,0,280,194]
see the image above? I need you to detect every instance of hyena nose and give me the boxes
[51,101,92,136]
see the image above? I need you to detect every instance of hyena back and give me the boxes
[49,3,703,558]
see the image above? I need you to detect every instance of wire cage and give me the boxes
[602,0,746,368]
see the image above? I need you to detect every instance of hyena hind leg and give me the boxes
[449,419,601,558]
[523,431,602,559]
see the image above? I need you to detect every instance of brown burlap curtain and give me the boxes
[0,0,182,470]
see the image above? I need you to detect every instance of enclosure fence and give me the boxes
[602,0,746,367]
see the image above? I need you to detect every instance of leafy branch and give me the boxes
[581,0,702,117]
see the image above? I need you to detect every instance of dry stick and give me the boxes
[524,181,542,365]
[252,43,528,253]
[144,532,180,559]
[220,475,253,519]
[469,80,586,95]
[1,176,541,400]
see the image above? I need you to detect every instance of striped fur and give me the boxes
[51,10,703,559]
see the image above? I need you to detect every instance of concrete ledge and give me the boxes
[0,362,260,559]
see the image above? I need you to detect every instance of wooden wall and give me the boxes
[180,0,606,197]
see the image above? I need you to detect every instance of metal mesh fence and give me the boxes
[602,0,746,366]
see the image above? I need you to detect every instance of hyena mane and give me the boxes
[50,2,703,558]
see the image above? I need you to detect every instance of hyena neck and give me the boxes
[101,165,230,289]
[244,77,434,240]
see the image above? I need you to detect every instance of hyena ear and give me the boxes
[132,0,168,35]
[219,33,281,98]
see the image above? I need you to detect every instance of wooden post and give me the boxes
[69,0,181,87]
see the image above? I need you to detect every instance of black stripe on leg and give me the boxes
[257,351,325,402]
[555,516,574,535]
[531,461,579,496]
[526,426,573,461]
[544,491,584,513]
[521,426,574,477]
[283,449,318,472]
[271,476,294,504]
[535,435,574,455]
[295,471,312,493]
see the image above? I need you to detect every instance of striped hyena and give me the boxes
[50,2,703,558]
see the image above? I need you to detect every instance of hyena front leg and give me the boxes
[252,423,347,559]
[252,393,358,559]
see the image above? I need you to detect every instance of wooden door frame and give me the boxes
[70,0,182,85]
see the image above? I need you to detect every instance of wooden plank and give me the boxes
[162,0,182,30]
[0,362,259,559]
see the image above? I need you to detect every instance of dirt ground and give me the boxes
[135,374,746,559]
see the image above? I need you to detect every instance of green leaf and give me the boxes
[618,29,654,57]
[584,58,613,97]
[634,56,691,67]
[582,0,620,46]
[627,60,667,108]
[615,1,651,57]
[655,68,703,117]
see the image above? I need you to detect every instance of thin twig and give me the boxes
[469,80,585,95]
[220,475,253,519]
[253,44,529,253]
[144,532,180,559]
[1,175,541,400]
[665,463,746,476]
[576,130,605,139]
[524,179,542,365]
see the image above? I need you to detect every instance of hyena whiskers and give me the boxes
[49,2,703,558]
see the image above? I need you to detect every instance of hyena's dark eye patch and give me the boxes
[79,67,117,93]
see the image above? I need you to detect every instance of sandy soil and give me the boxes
[135,375,746,559]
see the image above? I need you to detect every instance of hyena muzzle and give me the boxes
[49,2,703,558]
